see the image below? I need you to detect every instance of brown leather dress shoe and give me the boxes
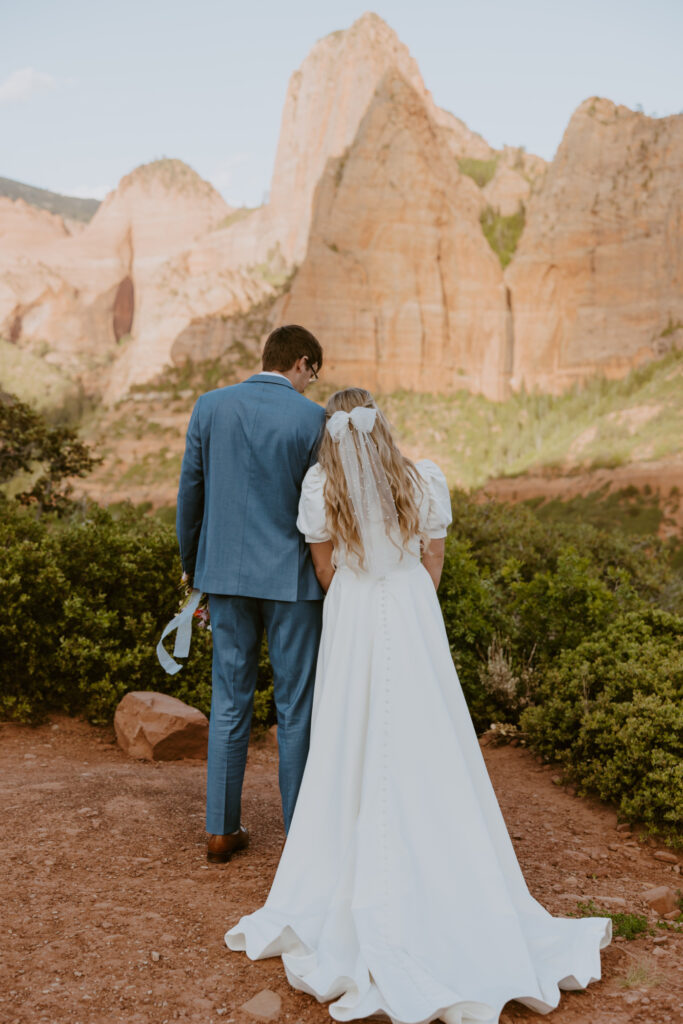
[207,825,249,863]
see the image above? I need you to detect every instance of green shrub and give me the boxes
[521,609,683,834]
[480,204,526,267]
[573,899,650,940]
[438,537,502,730]
[0,501,274,726]
[458,157,498,188]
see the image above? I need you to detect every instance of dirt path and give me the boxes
[1,717,681,1024]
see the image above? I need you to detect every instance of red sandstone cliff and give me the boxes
[506,98,683,392]
[278,73,510,399]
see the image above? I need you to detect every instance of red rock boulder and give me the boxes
[114,691,208,761]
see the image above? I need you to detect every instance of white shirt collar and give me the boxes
[259,370,288,379]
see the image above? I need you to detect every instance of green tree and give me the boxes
[0,392,99,514]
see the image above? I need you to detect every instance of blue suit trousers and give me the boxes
[206,594,322,835]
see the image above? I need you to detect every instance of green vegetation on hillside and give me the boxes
[458,157,498,188]
[214,206,259,230]
[380,348,683,490]
[0,175,100,222]
[480,203,526,267]
[525,486,666,538]
[0,337,87,420]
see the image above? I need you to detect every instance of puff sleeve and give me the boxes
[416,459,452,539]
[297,464,331,543]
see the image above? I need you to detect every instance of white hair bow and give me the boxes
[326,406,377,441]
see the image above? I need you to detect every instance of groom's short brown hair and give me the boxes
[262,325,323,372]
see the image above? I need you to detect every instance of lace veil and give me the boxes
[326,407,403,577]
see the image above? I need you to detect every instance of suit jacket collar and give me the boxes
[245,373,295,390]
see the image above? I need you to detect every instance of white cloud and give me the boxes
[0,67,57,105]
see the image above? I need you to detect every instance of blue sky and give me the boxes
[2,0,681,207]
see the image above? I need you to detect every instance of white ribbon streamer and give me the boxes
[156,587,203,675]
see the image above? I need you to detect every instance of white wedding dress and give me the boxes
[225,460,611,1024]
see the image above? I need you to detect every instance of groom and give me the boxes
[176,325,325,862]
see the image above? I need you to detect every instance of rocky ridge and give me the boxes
[279,72,511,399]
[506,97,683,393]
[1,15,681,412]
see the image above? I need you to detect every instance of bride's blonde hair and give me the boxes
[317,388,425,563]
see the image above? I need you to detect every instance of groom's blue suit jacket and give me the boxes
[176,373,325,601]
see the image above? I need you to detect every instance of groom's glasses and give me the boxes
[305,359,320,381]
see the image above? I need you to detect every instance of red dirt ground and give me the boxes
[1,717,681,1024]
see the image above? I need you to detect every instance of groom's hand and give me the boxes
[181,570,194,590]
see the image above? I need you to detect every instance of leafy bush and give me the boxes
[0,392,99,513]
[0,501,274,727]
[436,492,683,838]
[520,610,683,835]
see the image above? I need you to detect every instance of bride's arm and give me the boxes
[422,538,445,590]
[311,541,335,593]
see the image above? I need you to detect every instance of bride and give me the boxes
[225,387,611,1024]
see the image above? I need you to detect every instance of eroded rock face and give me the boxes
[0,197,69,249]
[0,159,270,395]
[279,73,510,399]
[482,166,531,217]
[3,21,678,410]
[114,691,208,761]
[267,12,495,266]
[506,99,683,392]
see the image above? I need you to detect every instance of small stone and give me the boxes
[151,951,161,962]
[593,895,627,908]
[241,990,282,1020]
[586,866,610,879]
[653,850,679,865]
[23,753,37,759]
[652,935,668,944]
[551,775,562,785]
[652,946,667,956]
[642,885,677,915]
[662,910,681,921]
[552,883,563,893]
[566,850,591,864]
[616,823,631,832]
